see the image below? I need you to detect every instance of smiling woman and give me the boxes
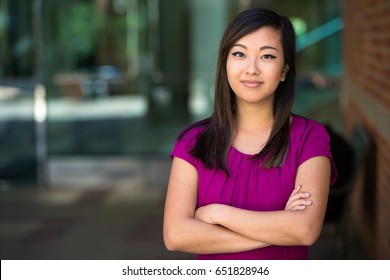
[163,8,337,260]
[227,27,288,107]
[226,26,289,155]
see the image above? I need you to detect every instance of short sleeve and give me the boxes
[170,128,199,168]
[297,121,338,186]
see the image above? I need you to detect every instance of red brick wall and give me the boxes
[343,0,390,259]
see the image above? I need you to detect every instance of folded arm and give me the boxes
[163,157,313,254]
[195,156,331,246]
[163,157,268,254]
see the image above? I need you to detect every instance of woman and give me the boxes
[163,8,337,260]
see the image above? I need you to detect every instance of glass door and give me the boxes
[0,0,37,189]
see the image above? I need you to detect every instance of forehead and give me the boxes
[234,26,282,49]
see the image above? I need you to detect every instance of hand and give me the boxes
[194,204,222,224]
[284,185,312,211]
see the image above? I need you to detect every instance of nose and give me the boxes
[246,58,260,75]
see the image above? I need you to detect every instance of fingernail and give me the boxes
[306,200,312,204]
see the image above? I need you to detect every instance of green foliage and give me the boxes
[57,2,104,67]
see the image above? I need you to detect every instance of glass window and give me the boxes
[0,0,342,189]
[0,0,36,188]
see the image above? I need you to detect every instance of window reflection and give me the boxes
[0,0,342,188]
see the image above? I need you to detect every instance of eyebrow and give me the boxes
[232,43,279,52]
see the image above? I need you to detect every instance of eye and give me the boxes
[232,51,245,58]
[261,54,277,60]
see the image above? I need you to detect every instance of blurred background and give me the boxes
[0,0,389,260]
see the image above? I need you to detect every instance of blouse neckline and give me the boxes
[230,114,299,157]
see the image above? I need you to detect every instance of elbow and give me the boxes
[163,216,196,252]
[298,223,322,246]
[163,227,183,252]
[163,229,176,251]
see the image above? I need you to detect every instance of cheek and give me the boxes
[226,61,241,81]
[226,60,233,76]
[226,62,235,85]
[265,65,284,80]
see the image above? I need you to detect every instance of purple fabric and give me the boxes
[170,115,337,260]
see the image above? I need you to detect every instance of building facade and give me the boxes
[343,0,390,259]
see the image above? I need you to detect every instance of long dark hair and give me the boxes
[180,8,296,172]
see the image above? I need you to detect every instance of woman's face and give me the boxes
[226,26,288,107]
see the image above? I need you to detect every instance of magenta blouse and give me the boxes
[170,115,337,260]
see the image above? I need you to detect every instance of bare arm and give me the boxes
[163,157,269,254]
[195,156,331,246]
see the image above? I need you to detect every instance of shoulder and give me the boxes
[177,118,209,144]
[289,114,332,160]
[170,119,209,166]
[290,114,329,142]
[290,114,338,185]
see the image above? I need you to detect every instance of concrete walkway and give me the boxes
[0,184,366,260]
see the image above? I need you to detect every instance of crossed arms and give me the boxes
[163,156,331,254]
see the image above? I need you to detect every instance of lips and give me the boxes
[241,80,263,88]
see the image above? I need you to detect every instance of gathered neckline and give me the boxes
[229,145,256,157]
[230,114,300,156]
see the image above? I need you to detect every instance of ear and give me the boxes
[280,65,289,81]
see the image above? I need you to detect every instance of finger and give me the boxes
[286,192,310,206]
[290,205,307,211]
[291,191,311,200]
[286,185,302,204]
[288,185,310,201]
[285,186,310,210]
[292,199,312,206]
[286,199,312,210]
[291,184,301,195]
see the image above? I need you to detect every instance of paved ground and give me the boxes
[0,183,367,260]
[0,185,190,260]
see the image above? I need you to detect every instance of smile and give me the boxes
[241,80,263,88]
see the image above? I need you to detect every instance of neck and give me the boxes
[235,102,274,133]
[231,101,274,155]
